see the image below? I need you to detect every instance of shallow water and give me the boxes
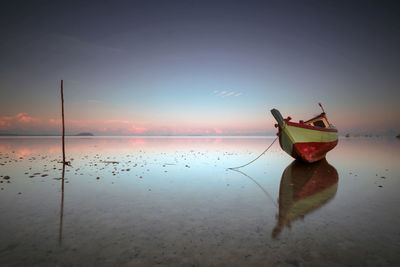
[0,136,399,266]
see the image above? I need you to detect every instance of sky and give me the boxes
[0,0,399,136]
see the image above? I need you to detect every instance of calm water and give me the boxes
[0,136,399,266]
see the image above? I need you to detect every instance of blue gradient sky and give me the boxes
[0,0,399,135]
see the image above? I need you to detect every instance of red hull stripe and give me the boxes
[286,121,338,133]
[292,140,338,163]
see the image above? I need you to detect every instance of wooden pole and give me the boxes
[59,80,66,245]
[61,80,66,164]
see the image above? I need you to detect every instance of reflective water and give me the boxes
[0,136,399,266]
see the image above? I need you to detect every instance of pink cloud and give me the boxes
[17,113,39,123]
[122,125,147,134]
[214,128,223,134]
[15,113,26,118]
[49,118,61,125]
[0,113,147,135]
[0,113,267,136]
[0,113,43,131]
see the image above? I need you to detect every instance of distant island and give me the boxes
[75,132,94,136]
[0,133,19,136]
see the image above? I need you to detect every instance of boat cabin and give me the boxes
[303,113,330,128]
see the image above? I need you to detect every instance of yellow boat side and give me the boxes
[283,123,338,144]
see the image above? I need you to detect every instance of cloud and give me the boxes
[123,125,147,134]
[213,90,242,98]
[219,90,228,96]
[213,128,223,134]
[0,113,147,135]
[16,113,40,123]
[103,120,147,135]
[0,113,41,131]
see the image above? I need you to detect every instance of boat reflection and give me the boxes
[272,159,338,238]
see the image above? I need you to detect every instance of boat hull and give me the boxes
[278,122,338,163]
[292,140,338,163]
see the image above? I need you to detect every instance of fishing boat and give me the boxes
[272,159,338,238]
[271,103,338,163]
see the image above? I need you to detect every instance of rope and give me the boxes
[227,137,278,170]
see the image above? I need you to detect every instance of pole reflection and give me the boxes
[59,163,65,245]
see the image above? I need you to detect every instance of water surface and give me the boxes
[0,136,399,266]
